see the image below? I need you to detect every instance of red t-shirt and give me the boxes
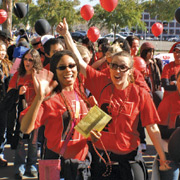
[85,65,160,154]
[158,91,180,129]
[8,72,36,105]
[161,61,180,97]
[21,90,89,161]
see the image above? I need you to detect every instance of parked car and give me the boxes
[168,37,180,42]
[145,36,153,40]
[70,32,85,42]
[75,30,87,36]
[99,33,125,43]
[135,34,144,40]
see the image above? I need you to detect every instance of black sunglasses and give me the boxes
[109,63,130,72]
[56,64,77,71]
[24,58,33,62]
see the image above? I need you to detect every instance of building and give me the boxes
[138,10,180,40]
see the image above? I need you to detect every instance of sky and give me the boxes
[77,0,99,8]
[32,0,99,7]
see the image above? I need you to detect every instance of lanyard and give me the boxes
[59,92,80,156]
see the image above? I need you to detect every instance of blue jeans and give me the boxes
[158,152,180,180]
[14,129,38,174]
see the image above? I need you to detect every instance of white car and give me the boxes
[168,37,179,42]
[99,33,126,42]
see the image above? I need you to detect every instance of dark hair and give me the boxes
[43,38,64,55]
[126,36,139,48]
[112,50,134,68]
[112,38,131,53]
[50,50,91,114]
[18,48,43,76]
[97,38,109,47]
[50,50,80,92]
[101,43,110,56]
[140,48,154,61]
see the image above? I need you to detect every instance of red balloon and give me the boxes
[100,0,118,12]
[133,56,146,72]
[0,9,7,24]
[80,5,94,21]
[87,27,100,42]
[151,23,163,37]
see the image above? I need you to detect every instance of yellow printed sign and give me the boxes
[74,105,112,138]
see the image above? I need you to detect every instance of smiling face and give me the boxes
[56,55,77,91]
[23,53,34,74]
[0,44,6,59]
[110,55,132,90]
[131,39,139,57]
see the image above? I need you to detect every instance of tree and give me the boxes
[12,0,81,33]
[2,0,12,32]
[88,0,145,36]
[144,0,180,22]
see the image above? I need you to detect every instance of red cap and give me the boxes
[140,42,155,54]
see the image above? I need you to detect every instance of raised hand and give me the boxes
[32,68,58,99]
[56,18,68,36]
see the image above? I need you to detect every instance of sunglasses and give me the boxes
[109,63,130,72]
[24,58,33,62]
[56,64,77,71]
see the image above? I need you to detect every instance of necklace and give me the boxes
[108,83,132,116]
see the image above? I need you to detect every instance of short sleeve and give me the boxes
[8,72,19,89]
[140,88,161,126]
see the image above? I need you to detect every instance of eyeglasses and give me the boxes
[109,63,130,72]
[56,64,77,71]
[24,58,33,62]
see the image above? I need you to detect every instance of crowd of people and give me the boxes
[0,17,180,180]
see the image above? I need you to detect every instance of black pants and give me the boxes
[44,147,91,180]
[0,111,7,154]
[90,147,147,180]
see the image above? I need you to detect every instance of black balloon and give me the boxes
[168,127,180,162]
[13,3,27,19]
[175,7,180,24]
[35,19,51,36]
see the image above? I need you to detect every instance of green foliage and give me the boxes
[144,0,180,22]
[12,0,81,31]
[88,0,146,34]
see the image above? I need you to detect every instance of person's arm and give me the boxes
[20,69,58,134]
[56,18,87,77]
[91,56,107,69]
[146,124,171,170]
[161,78,177,91]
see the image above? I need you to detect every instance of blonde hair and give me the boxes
[106,43,123,57]
[77,44,91,60]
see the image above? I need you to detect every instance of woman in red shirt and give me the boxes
[20,50,92,179]
[8,48,43,179]
[56,18,170,180]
